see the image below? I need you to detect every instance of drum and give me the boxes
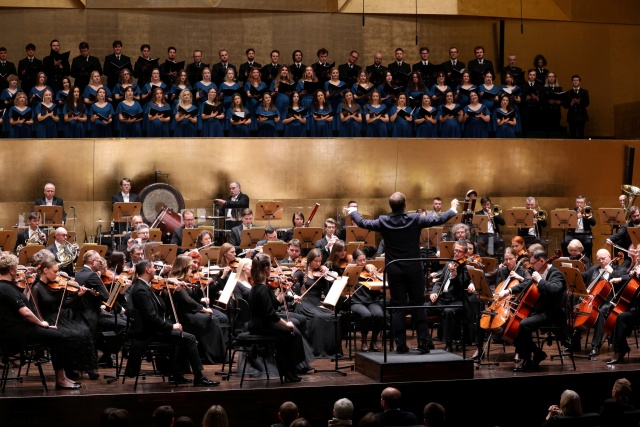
[139,183,185,243]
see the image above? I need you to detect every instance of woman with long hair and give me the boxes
[168,70,192,107]
[173,89,198,137]
[255,92,280,137]
[351,250,384,352]
[430,71,451,107]
[145,87,171,137]
[295,66,318,110]
[112,68,141,105]
[88,87,113,138]
[405,71,427,109]
[83,70,112,107]
[461,91,490,138]
[337,89,362,137]
[218,67,240,111]
[309,89,333,137]
[199,87,225,137]
[454,71,476,108]
[141,68,167,103]
[437,90,462,137]
[30,71,51,109]
[35,88,59,138]
[413,93,438,138]
[62,86,87,137]
[9,91,34,138]
[365,89,389,137]
[493,93,518,138]
[389,93,413,138]
[282,92,307,137]
[226,92,251,137]
[194,67,216,105]
[271,65,295,132]
[116,86,143,137]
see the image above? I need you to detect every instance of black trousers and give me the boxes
[388,271,428,347]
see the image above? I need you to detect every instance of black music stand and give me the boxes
[0,230,17,253]
[293,227,323,250]
[550,209,578,245]
[34,206,63,231]
[182,228,203,251]
[471,215,489,234]
[467,266,497,369]
[144,243,178,265]
[420,226,443,249]
[345,226,375,247]
[558,265,589,363]
[255,200,284,226]
[112,202,142,237]
[598,208,625,235]
[505,208,534,234]
[240,227,265,249]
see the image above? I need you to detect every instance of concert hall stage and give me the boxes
[2,338,640,427]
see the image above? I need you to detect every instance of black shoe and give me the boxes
[370,341,381,352]
[533,351,547,369]
[606,350,629,365]
[193,376,219,387]
[427,342,435,350]
[589,346,600,359]
[395,345,410,354]
[65,370,80,380]
[56,382,81,390]
[514,360,533,372]
[86,370,100,380]
[282,371,302,383]
[170,375,192,385]
[97,355,114,368]
[417,345,431,354]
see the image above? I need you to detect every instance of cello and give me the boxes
[603,261,640,337]
[572,252,623,331]
[502,250,562,344]
[480,257,525,332]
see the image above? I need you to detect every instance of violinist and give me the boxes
[511,236,528,260]
[254,226,282,254]
[562,196,596,259]
[475,196,505,258]
[213,243,239,294]
[32,259,100,380]
[280,239,306,288]
[126,244,144,268]
[0,253,80,389]
[315,218,339,263]
[325,240,349,277]
[233,257,253,301]
[425,241,472,353]
[606,205,640,269]
[124,259,218,386]
[572,249,627,358]
[248,253,305,382]
[498,249,568,372]
[282,211,305,244]
[167,255,228,364]
[293,248,341,357]
[351,250,384,352]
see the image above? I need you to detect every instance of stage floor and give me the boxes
[2,336,640,427]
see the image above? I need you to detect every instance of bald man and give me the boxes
[35,183,67,223]
[375,387,418,426]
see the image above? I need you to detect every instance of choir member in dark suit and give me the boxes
[521,69,544,136]
[440,47,465,88]
[111,178,141,205]
[42,39,70,94]
[70,42,102,92]
[35,182,67,223]
[311,47,332,85]
[211,49,237,87]
[103,40,132,91]
[564,74,590,139]
[412,46,438,88]
[387,48,411,88]
[366,51,387,87]
[214,181,250,230]
[17,43,43,97]
[186,50,209,87]
[289,49,305,82]
[500,54,525,86]
[338,50,361,87]
[133,44,157,88]
[0,47,17,92]
[467,45,495,86]
[238,48,261,86]
[533,54,549,86]
[542,71,563,133]
[261,50,281,89]
[159,46,181,85]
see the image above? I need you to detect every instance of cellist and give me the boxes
[607,259,640,364]
[498,249,567,372]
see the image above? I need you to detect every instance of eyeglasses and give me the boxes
[596,257,609,261]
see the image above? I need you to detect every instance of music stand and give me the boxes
[368,258,385,272]
[628,227,640,247]
[262,241,288,261]
[34,206,63,229]
[199,247,221,265]
[112,202,142,234]
[442,214,463,234]
[479,257,497,273]
[144,244,178,265]
[0,230,17,253]
[240,227,265,249]
[341,265,364,293]
[255,200,284,226]
[558,264,589,364]
[420,227,443,248]
[293,227,323,250]
[439,242,455,264]
[74,244,108,272]
[598,208,625,234]
[550,209,578,243]
[182,228,203,251]
[505,208,534,233]
[552,258,585,272]
[344,226,375,247]
[18,244,45,266]
[46,231,76,247]
[472,215,489,234]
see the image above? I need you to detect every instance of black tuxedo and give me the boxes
[229,225,246,250]
[289,63,306,82]
[312,62,332,84]
[562,207,596,258]
[0,60,17,92]
[374,409,418,427]
[34,196,67,222]
[238,61,261,85]
[70,55,102,91]
[211,62,237,87]
[223,192,250,230]
[474,209,506,257]
[440,59,466,87]
[564,88,590,138]
[500,65,525,86]
[412,61,438,87]
[17,57,43,97]
[260,63,281,88]
[314,236,336,263]
[521,81,544,133]
[186,62,209,88]
[608,221,640,268]
[103,53,132,90]
[42,51,70,94]
[338,63,362,86]
[467,58,495,86]
[426,260,470,345]
[159,60,180,85]
[46,242,76,277]
[111,192,140,205]
[15,227,47,252]
[365,64,387,87]
[387,61,411,87]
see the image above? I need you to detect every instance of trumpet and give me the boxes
[582,202,593,219]
[491,205,502,216]
[535,203,547,221]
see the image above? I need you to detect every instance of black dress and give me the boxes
[248,283,305,375]
[32,280,98,372]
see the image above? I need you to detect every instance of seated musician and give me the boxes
[15,211,47,253]
[351,249,384,352]
[511,236,529,260]
[282,211,305,244]
[561,195,596,259]
[0,253,80,389]
[34,182,67,224]
[425,240,473,353]
[607,261,640,365]
[125,244,144,268]
[229,208,253,252]
[475,196,505,259]
[315,218,339,263]
[565,239,592,270]
[170,209,197,254]
[325,240,349,277]
[124,259,218,386]
[571,248,627,358]
[212,243,238,296]
[195,229,213,249]
[280,239,306,291]
[426,197,444,217]
[254,225,281,251]
[46,227,79,277]
[606,205,640,269]
[123,215,144,253]
[498,249,568,372]
[517,196,547,248]
[434,223,469,259]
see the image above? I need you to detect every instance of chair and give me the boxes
[0,342,49,392]
[538,325,576,370]
[119,308,176,390]
[223,298,277,388]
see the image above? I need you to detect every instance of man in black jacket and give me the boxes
[103,40,132,91]
[17,43,43,97]
[215,181,250,230]
[35,182,67,223]
[42,39,70,94]
[375,387,418,427]
[70,41,102,92]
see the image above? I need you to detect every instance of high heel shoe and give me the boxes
[370,341,381,352]
[606,350,629,365]
[360,341,370,352]
[282,371,302,383]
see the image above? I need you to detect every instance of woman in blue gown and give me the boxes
[351,70,374,135]
[413,94,438,138]
[141,68,167,105]
[173,88,198,137]
[226,93,251,137]
[493,94,518,138]
[365,90,389,137]
[270,66,295,133]
[378,71,397,110]
[309,90,333,137]
[430,71,451,108]
[199,87,225,137]
[455,71,477,108]
[83,70,112,108]
[116,86,143,137]
[88,87,114,138]
[255,92,280,137]
[282,92,307,137]
[218,68,241,111]
[389,93,413,138]
[29,71,51,111]
[479,71,501,114]
[337,90,362,137]
[295,66,319,111]
[167,70,192,108]
[9,92,34,138]
[145,87,172,137]
[405,71,428,109]
[55,77,71,135]
[112,68,141,108]
[500,72,522,115]
[194,67,216,106]
[244,67,267,133]
[437,90,462,137]
[62,87,87,138]
[2,75,23,135]
[35,88,59,138]
[324,67,346,132]
[461,91,490,138]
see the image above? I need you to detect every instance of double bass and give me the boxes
[572,252,623,331]
[502,250,562,344]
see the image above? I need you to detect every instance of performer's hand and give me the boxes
[346,207,357,215]
[214,198,226,205]
[429,293,438,303]
[78,286,87,296]
[450,199,460,211]
[173,323,183,332]
[605,239,612,246]
[532,271,542,283]
[467,284,475,293]
[200,297,210,305]
[40,320,50,328]
[202,308,213,315]
[611,278,621,284]
[498,289,510,299]
[285,321,295,332]
[605,265,613,274]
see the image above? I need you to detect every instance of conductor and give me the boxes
[348,192,458,354]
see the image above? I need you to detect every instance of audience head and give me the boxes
[333,398,354,421]
[612,377,632,404]
[357,412,382,427]
[423,402,445,427]
[380,387,401,410]
[289,418,311,427]
[100,408,131,427]
[559,389,582,416]
[174,417,196,427]
[278,401,300,426]
[153,405,175,427]
[202,405,228,427]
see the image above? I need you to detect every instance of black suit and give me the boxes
[467,59,494,86]
[562,207,596,258]
[42,51,70,94]
[125,277,203,378]
[475,209,506,257]
[387,62,411,87]
[211,62,237,87]
[260,63,281,88]
[223,192,250,230]
[17,57,43,97]
[289,63,306,82]
[350,209,455,349]
[440,59,466,87]
[103,54,132,90]
[564,88,590,138]
[238,61,261,85]
[46,242,76,278]
[15,227,47,252]
[0,60,17,92]
[412,61,438,87]
[70,55,102,91]
[521,81,544,134]
[374,409,418,427]
[312,62,332,84]
[111,192,140,205]
[338,63,362,87]
[608,221,640,268]
[186,62,209,89]
[365,64,387,87]
[35,196,67,222]
[229,225,246,251]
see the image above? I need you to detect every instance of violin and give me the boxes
[190,272,213,287]
[359,264,383,281]
[151,276,193,292]
[15,269,36,289]
[229,258,241,269]
[338,254,353,270]
[48,275,100,296]
[101,269,116,286]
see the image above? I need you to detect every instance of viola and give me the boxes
[190,272,213,287]
[338,254,353,270]
[359,264,383,281]
[151,276,194,292]
[15,269,36,289]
